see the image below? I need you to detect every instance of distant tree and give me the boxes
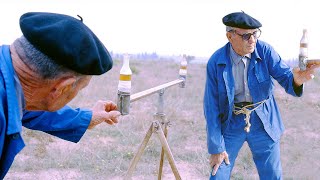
[185,55,195,62]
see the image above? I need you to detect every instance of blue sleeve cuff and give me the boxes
[293,82,303,97]
[207,135,226,154]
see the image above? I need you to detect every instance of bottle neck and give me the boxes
[300,31,308,47]
[302,30,308,40]
[123,58,130,67]
[120,55,132,75]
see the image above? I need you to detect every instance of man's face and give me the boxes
[227,28,261,56]
[47,75,92,111]
[24,75,92,111]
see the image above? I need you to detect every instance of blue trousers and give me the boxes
[210,112,282,180]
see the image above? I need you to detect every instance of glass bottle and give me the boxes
[179,54,187,88]
[117,54,132,115]
[299,29,308,71]
[118,54,132,93]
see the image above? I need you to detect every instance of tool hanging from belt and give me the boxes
[233,99,267,133]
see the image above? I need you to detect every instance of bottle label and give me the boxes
[180,65,187,70]
[300,43,308,48]
[299,48,308,56]
[179,69,187,76]
[118,81,131,92]
[119,74,131,81]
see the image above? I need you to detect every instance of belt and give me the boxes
[233,100,267,133]
[234,102,253,108]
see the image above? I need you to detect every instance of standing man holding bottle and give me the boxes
[203,11,320,179]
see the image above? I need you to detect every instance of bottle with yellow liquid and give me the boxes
[179,54,187,88]
[299,29,308,71]
[117,54,132,115]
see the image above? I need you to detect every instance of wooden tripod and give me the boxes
[125,121,181,179]
[125,90,182,179]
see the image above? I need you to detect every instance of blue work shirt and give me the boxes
[203,40,303,154]
[229,45,252,103]
[0,45,92,179]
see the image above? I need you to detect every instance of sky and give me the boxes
[1,0,320,60]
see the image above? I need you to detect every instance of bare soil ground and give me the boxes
[5,60,320,180]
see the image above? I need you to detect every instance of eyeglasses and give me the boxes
[230,29,261,41]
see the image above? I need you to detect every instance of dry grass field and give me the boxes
[5,59,320,180]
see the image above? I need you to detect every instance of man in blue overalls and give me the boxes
[0,12,121,178]
[204,11,320,179]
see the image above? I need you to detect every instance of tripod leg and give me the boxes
[154,122,181,180]
[158,123,168,180]
[125,123,155,179]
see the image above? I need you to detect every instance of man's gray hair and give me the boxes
[226,26,234,32]
[13,36,80,79]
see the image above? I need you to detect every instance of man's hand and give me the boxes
[88,100,121,129]
[293,62,320,86]
[209,151,230,176]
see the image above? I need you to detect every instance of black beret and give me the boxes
[222,12,262,29]
[19,12,113,75]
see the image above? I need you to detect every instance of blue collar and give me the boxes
[0,45,24,135]
[217,42,262,65]
[229,44,251,65]
[251,42,262,61]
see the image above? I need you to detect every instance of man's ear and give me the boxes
[226,32,232,41]
[50,77,77,99]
